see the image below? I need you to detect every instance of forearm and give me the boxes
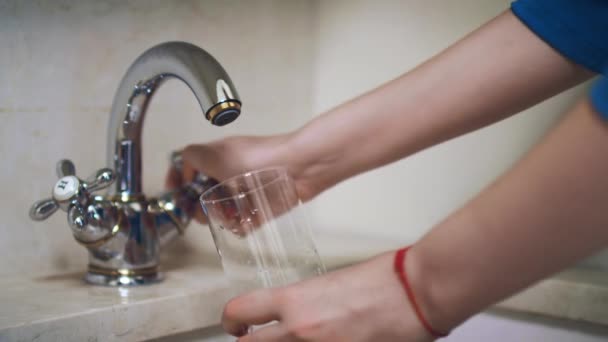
[410,99,608,332]
[287,10,591,195]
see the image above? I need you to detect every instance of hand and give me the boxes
[165,134,322,224]
[222,252,434,342]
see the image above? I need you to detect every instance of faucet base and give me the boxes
[84,265,163,286]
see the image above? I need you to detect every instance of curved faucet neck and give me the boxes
[106,42,241,196]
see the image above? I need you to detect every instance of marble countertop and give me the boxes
[2,234,608,341]
[497,268,608,325]
[0,264,232,342]
[0,233,395,342]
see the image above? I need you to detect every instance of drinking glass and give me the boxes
[200,167,325,294]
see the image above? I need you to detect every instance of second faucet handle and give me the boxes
[56,159,76,178]
[170,151,219,195]
[85,168,115,192]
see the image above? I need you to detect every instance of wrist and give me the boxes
[361,252,438,340]
[283,127,339,201]
[405,245,460,334]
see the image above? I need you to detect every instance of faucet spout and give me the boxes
[107,41,241,196]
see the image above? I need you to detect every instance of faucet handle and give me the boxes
[170,151,219,194]
[56,159,76,178]
[85,168,115,192]
[29,172,81,221]
[30,198,60,221]
[170,151,186,173]
[67,204,88,229]
[29,159,116,226]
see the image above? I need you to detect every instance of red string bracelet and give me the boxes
[394,246,448,338]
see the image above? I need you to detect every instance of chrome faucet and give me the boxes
[29,42,241,286]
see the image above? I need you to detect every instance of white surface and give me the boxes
[148,313,608,342]
[151,315,608,342]
[448,311,608,342]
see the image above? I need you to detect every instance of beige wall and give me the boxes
[2,1,607,340]
[0,0,315,276]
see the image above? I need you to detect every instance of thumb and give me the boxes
[181,143,227,182]
[165,165,182,190]
[182,159,198,184]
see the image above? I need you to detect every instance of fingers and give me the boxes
[182,158,198,184]
[165,166,182,190]
[223,289,282,337]
[237,323,287,342]
[164,145,199,189]
[182,144,219,181]
[192,206,208,225]
[179,145,213,225]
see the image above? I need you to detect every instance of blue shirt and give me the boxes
[511,0,608,119]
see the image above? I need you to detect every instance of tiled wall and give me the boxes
[0,0,316,276]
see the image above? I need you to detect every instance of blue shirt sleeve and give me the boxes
[511,0,608,119]
[591,78,608,120]
[511,0,608,75]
